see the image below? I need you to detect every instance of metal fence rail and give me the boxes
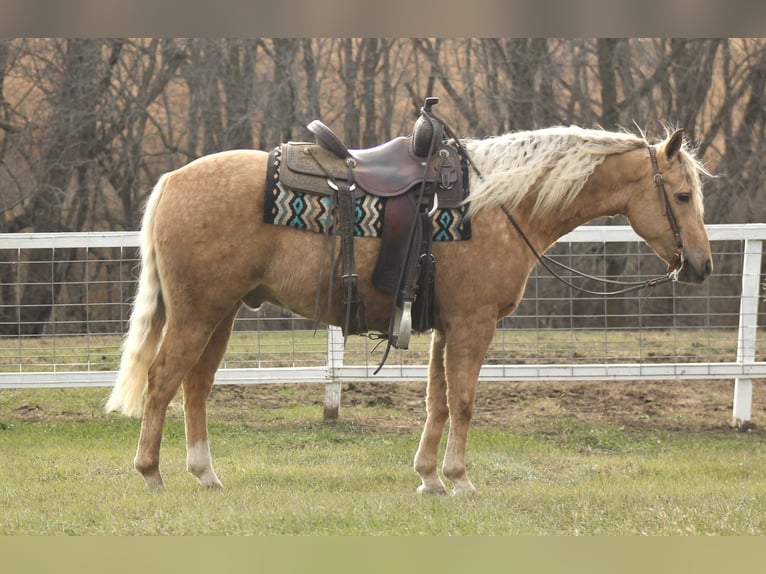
[0,225,763,425]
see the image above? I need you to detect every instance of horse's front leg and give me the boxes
[413,329,449,494]
[441,311,497,495]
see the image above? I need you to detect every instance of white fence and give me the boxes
[0,224,764,425]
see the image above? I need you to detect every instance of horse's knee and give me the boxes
[447,386,476,419]
[426,397,449,421]
[144,365,183,411]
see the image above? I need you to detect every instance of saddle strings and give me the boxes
[305,147,342,331]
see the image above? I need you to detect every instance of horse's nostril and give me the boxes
[704,258,713,277]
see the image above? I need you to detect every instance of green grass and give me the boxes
[0,327,759,373]
[1,387,764,535]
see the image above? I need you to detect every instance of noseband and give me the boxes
[497,143,685,296]
[648,145,685,275]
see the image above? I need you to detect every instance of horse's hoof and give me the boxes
[450,478,477,496]
[144,477,165,490]
[417,484,447,495]
[194,469,223,489]
[451,487,477,497]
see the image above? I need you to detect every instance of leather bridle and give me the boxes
[648,145,685,275]
[496,144,685,296]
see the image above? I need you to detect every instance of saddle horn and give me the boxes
[411,97,442,158]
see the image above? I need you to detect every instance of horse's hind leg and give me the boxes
[182,305,239,488]
[133,316,222,489]
[413,329,449,494]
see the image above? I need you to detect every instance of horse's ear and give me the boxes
[665,129,684,160]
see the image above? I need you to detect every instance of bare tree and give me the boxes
[0,39,187,333]
[258,38,300,148]
[101,38,187,229]
[412,38,481,132]
[11,39,114,334]
[0,37,765,333]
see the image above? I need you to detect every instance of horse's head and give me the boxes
[625,129,712,284]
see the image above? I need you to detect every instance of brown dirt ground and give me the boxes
[207,378,766,436]
[6,377,763,438]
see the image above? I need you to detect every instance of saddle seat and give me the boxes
[352,137,444,197]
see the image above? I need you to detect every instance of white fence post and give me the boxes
[323,325,344,421]
[733,239,763,428]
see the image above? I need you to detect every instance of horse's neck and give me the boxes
[529,152,636,251]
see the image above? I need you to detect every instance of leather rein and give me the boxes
[494,144,685,297]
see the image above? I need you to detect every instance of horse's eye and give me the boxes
[676,192,691,204]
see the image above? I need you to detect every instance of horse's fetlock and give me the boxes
[413,459,433,477]
[135,459,163,489]
[442,463,465,482]
[134,454,158,477]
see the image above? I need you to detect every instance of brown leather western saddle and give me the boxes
[278,97,468,350]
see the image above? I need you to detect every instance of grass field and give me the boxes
[0,326,757,373]
[1,380,764,535]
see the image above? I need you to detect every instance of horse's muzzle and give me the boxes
[677,255,713,284]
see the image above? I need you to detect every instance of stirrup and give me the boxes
[390,300,412,349]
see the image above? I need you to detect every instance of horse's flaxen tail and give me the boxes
[105,174,169,417]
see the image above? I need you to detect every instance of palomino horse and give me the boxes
[106,125,712,494]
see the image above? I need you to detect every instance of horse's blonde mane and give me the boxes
[464,125,706,216]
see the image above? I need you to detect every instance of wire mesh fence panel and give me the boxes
[0,226,763,386]
[331,234,760,372]
[0,240,138,374]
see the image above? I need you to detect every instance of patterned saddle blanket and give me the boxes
[263,143,471,242]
